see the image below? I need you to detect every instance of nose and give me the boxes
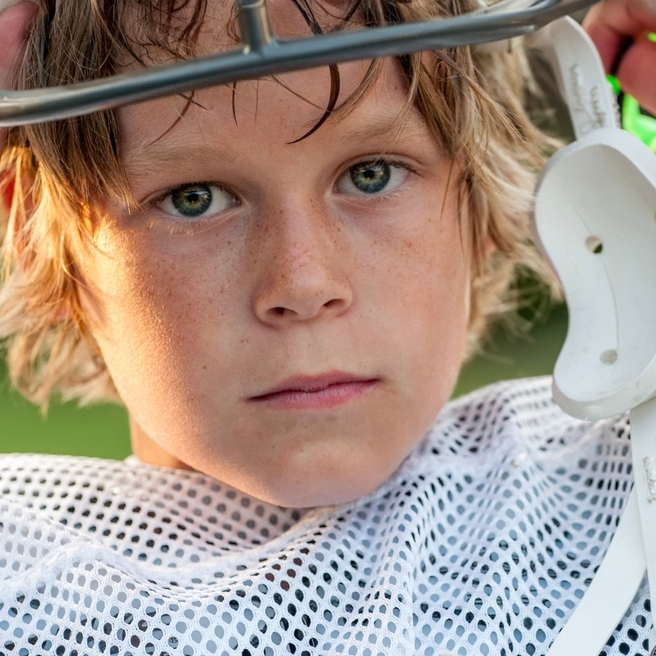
[251,203,353,327]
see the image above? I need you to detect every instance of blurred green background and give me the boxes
[0,304,568,460]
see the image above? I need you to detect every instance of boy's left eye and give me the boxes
[336,160,410,196]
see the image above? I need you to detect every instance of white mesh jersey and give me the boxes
[0,376,649,656]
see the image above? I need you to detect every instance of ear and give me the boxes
[0,1,38,73]
[1,0,39,212]
[0,1,40,153]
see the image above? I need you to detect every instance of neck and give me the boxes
[129,415,196,471]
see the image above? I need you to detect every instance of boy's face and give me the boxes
[78,19,471,507]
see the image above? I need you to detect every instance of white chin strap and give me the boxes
[530,18,656,656]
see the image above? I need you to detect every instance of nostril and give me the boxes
[273,307,285,316]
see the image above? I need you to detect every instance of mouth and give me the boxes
[249,372,380,410]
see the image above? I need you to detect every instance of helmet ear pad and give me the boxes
[533,128,656,420]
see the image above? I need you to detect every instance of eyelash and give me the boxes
[145,157,418,228]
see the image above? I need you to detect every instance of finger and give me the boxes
[616,38,656,114]
[0,0,37,153]
[583,0,656,71]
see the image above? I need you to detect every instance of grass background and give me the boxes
[0,304,568,460]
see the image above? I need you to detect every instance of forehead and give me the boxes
[121,0,361,60]
[118,0,430,158]
[120,60,427,171]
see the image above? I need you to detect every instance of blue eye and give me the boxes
[350,161,390,193]
[158,183,236,219]
[171,185,212,216]
[337,160,410,196]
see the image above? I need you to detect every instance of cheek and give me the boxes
[76,228,240,426]
[359,197,470,413]
[370,195,470,325]
[412,236,470,422]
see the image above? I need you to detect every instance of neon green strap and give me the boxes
[622,94,656,152]
[608,39,656,152]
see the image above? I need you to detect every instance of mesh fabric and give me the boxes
[0,377,648,655]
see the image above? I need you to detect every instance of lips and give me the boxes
[249,371,379,409]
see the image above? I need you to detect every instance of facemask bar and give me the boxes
[0,0,597,127]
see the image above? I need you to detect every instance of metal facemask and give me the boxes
[0,0,599,126]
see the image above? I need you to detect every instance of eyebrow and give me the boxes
[324,108,430,150]
[124,139,242,177]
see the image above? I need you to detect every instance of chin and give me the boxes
[253,457,399,509]
[270,485,371,509]
[258,486,373,509]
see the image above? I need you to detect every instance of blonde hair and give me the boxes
[0,0,560,410]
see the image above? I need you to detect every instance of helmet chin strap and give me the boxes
[530,17,656,656]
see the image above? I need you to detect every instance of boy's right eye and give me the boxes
[157,183,237,219]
